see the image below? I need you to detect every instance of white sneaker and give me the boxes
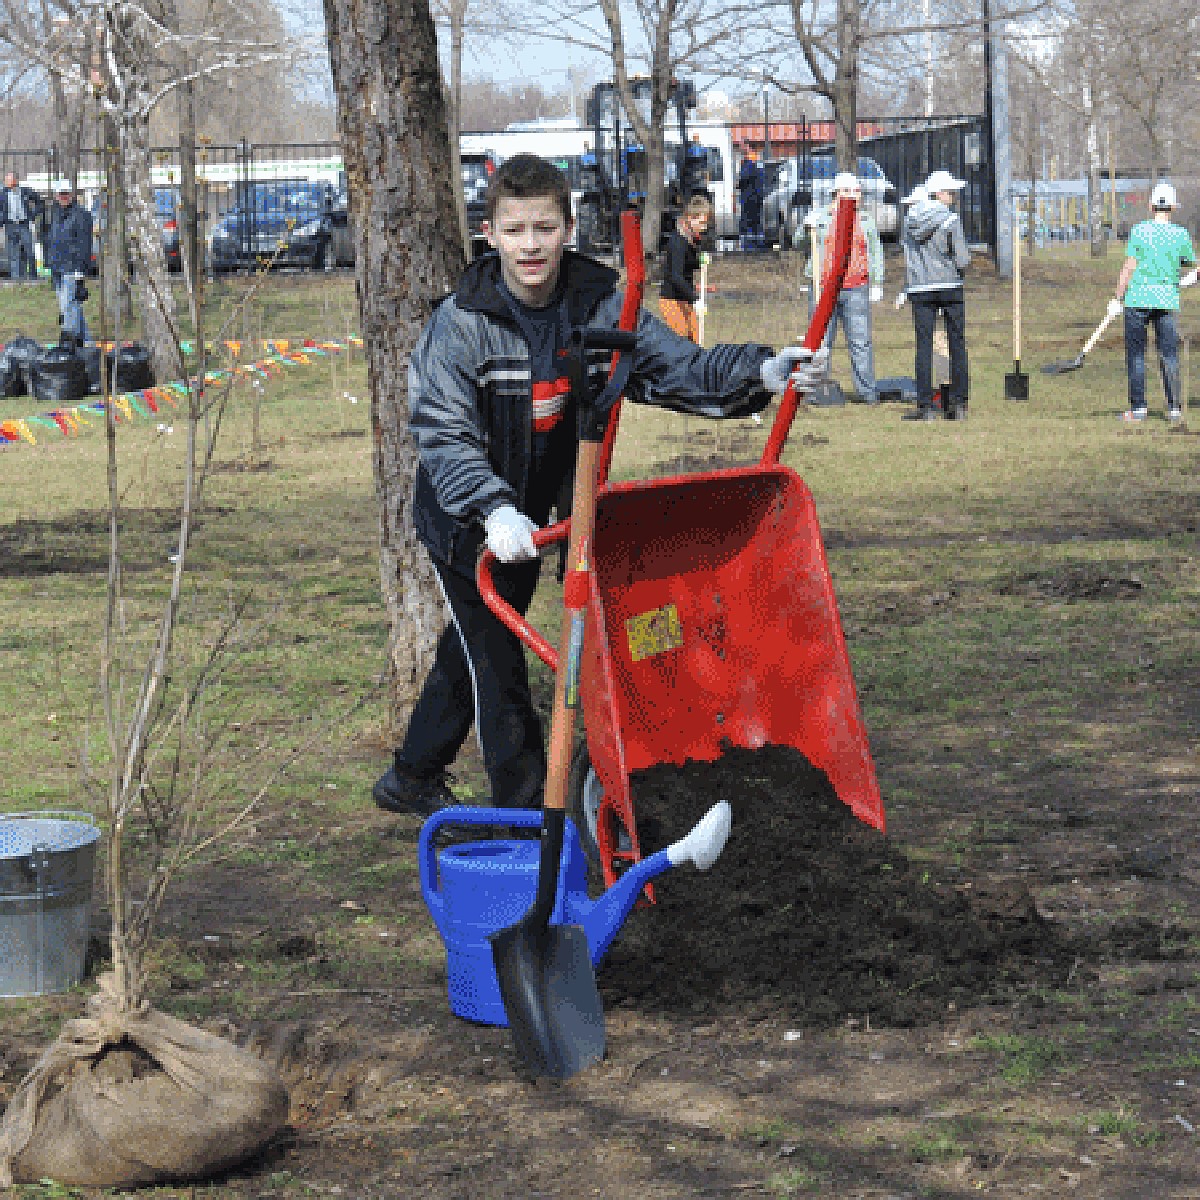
[1167,407,1183,423]
[1120,408,1148,423]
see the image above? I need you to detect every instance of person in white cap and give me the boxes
[900,169,971,420]
[1113,181,1196,424]
[803,170,885,404]
[45,178,93,343]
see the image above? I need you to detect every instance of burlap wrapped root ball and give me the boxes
[0,972,290,1187]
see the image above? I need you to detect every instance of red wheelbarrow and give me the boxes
[479,201,884,892]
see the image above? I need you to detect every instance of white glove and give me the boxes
[695,298,706,316]
[894,291,908,310]
[484,504,538,563]
[869,285,883,304]
[760,345,830,395]
[1181,269,1198,289]
[1107,297,1123,319]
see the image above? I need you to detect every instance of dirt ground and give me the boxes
[6,681,1197,1198]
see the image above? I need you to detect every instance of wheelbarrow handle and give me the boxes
[477,517,572,671]
[761,192,856,467]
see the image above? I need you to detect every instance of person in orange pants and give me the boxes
[658,194,712,343]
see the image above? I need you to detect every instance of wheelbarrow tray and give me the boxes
[579,461,885,879]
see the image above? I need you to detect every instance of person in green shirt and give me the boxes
[1114,182,1197,423]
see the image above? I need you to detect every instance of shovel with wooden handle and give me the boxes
[489,214,644,1082]
[1042,300,1122,375]
[1005,198,1030,400]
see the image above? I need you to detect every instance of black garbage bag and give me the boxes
[32,344,90,405]
[109,343,154,393]
[0,347,21,398]
[79,343,105,395]
[4,336,44,397]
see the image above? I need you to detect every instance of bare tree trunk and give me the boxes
[447,0,468,252]
[832,0,860,172]
[178,80,200,286]
[323,0,461,726]
[1084,89,1105,258]
[122,120,178,384]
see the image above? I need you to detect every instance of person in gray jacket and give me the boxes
[899,169,972,420]
[373,153,829,817]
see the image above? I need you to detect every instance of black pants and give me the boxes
[397,555,545,808]
[912,289,968,409]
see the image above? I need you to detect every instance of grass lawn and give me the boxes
[0,243,1197,1198]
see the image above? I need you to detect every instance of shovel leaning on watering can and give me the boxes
[419,799,732,1028]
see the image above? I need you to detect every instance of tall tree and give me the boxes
[323,0,463,726]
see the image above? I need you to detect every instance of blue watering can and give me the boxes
[419,801,732,1026]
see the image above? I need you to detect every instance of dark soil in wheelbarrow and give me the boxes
[599,744,1086,1028]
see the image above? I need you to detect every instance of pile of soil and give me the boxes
[599,745,1082,1028]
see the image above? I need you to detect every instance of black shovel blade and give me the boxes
[1041,356,1082,375]
[1004,369,1030,401]
[491,917,605,1079]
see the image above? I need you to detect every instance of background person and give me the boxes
[1114,181,1196,424]
[659,193,712,343]
[45,179,93,343]
[372,153,829,817]
[737,148,764,250]
[900,169,971,421]
[804,171,885,404]
[1,171,44,281]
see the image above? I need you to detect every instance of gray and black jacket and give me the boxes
[901,198,971,295]
[410,249,773,574]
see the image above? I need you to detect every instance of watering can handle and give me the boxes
[418,806,546,917]
[761,192,856,467]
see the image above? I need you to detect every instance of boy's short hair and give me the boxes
[684,194,713,221]
[486,154,572,225]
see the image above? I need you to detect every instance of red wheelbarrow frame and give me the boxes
[479,200,884,890]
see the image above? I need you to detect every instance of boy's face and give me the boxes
[485,194,574,307]
[686,213,709,237]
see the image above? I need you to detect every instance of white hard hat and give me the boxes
[1151,181,1178,210]
[925,169,967,193]
[832,171,861,193]
[902,185,928,205]
[52,178,72,194]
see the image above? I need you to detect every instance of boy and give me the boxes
[659,193,712,343]
[1114,182,1196,423]
[373,153,828,816]
[900,169,971,420]
[804,171,885,405]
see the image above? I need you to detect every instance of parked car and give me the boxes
[155,188,181,271]
[208,180,343,272]
[763,155,899,248]
[87,187,185,274]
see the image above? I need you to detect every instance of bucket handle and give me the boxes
[5,809,97,827]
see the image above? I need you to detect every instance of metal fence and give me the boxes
[858,116,993,249]
[1,140,350,273]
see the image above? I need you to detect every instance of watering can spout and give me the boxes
[579,800,732,965]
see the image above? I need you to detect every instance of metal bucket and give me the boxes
[0,811,101,997]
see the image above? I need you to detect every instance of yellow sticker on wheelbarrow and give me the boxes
[626,604,683,662]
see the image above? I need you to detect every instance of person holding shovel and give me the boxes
[899,169,971,420]
[804,171,885,405]
[1114,182,1196,424]
[372,153,830,817]
[658,193,712,343]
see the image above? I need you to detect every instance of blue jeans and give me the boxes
[1124,307,1179,412]
[6,224,36,279]
[812,283,876,403]
[52,271,89,343]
